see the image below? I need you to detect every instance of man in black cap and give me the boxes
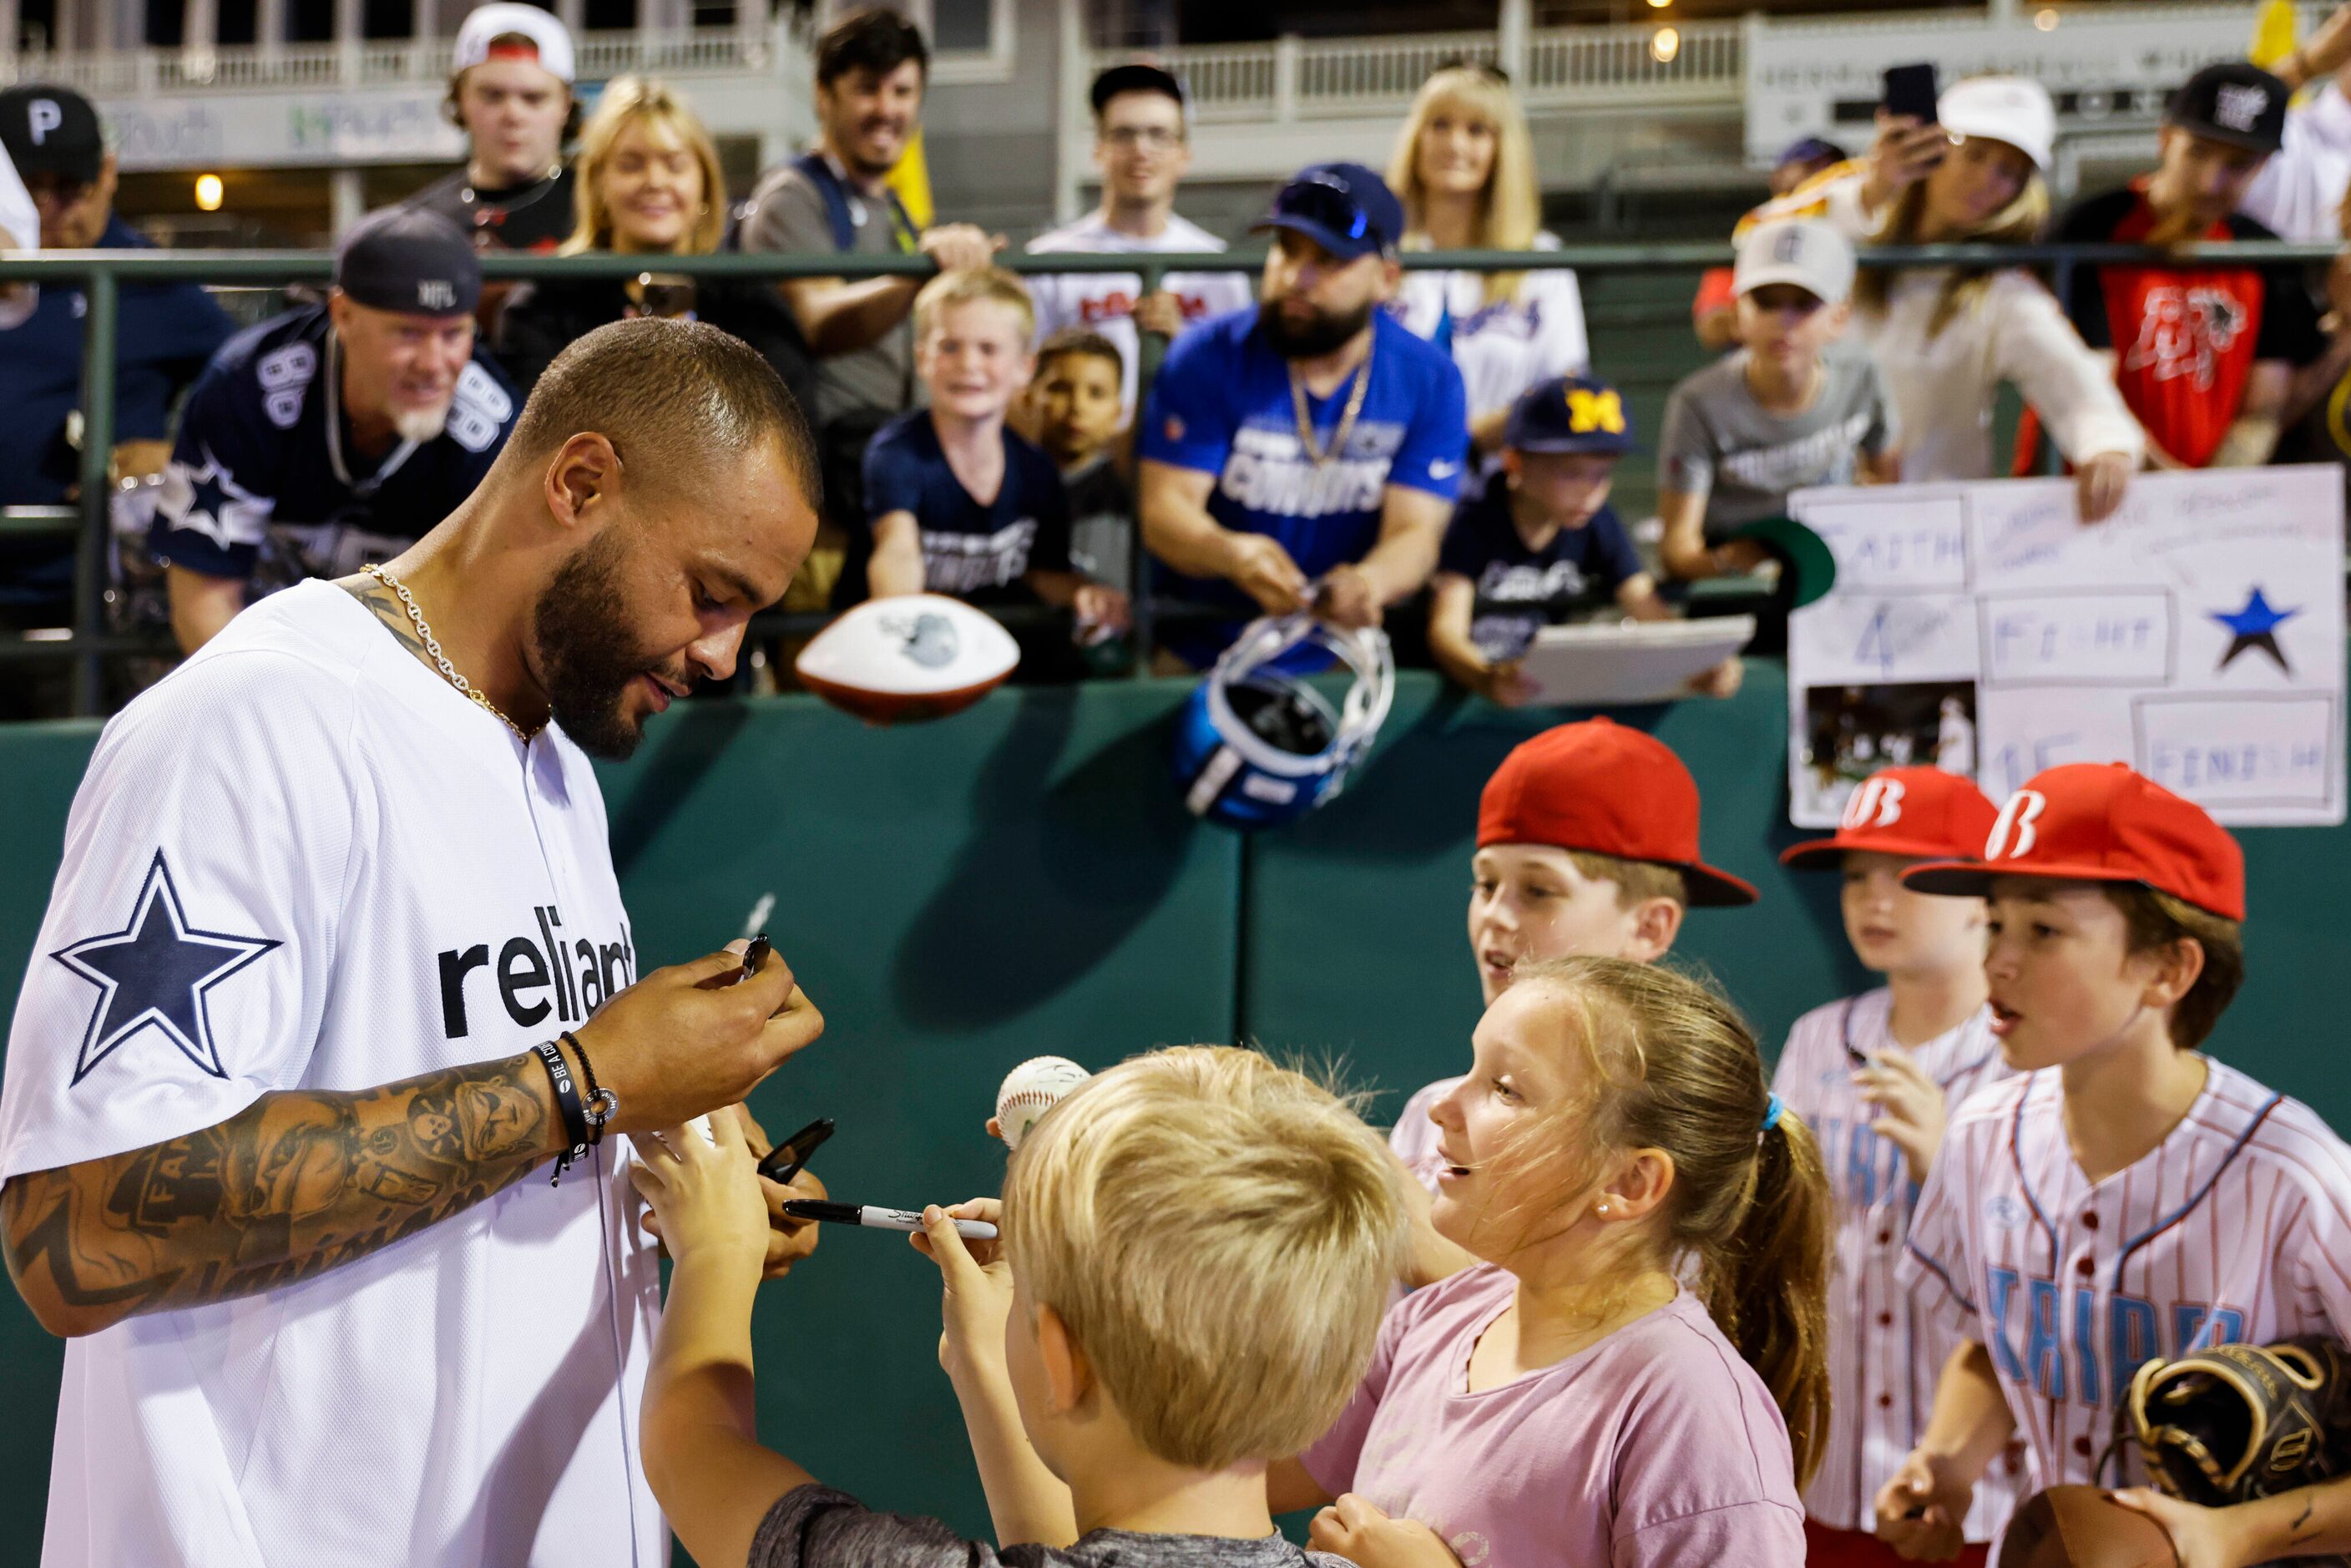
[2047,61,2323,470]
[151,208,518,652]
[1137,161,1468,667]
[0,83,231,655]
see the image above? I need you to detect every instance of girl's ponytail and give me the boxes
[1700,1110,1833,1489]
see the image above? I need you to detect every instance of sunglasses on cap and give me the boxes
[1272,174,1373,245]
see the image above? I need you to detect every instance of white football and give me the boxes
[994,1055,1092,1151]
[796,594,1021,724]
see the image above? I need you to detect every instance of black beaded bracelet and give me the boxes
[563,1030,619,1142]
[531,1037,591,1186]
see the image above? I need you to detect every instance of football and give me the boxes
[795,594,1022,724]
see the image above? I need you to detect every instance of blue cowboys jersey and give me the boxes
[149,306,516,590]
[858,411,1073,607]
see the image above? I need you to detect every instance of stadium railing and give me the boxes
[0,238,2341,716]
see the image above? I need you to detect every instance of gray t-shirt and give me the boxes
[741,159,919,429]
[1658,346,1895,536]
[751,1485,1352,1568]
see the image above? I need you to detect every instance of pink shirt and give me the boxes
[1301,1263,1807,1567]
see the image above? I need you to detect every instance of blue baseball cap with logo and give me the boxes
[335,206,482,319]
[1251,162,1404,262]
[1503,374,1636,456]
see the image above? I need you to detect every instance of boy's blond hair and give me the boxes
[1000,1047,1409,1470]
[1566,848,1690,913]
[913,266,1036,343]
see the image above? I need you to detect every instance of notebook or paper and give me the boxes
[1517,616,1755,706]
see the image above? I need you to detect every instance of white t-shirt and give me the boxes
[0,581,663,1568]
[1025,210,1256,419]
[2242,83,2351,244]
[1388,234,1589,427]
[0,140,37,330]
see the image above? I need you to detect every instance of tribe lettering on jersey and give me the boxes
[1438,483,1641,662]
[1774,992,2022,1537]
[1899,1061,2351,1491]
[1025,212,1256,417]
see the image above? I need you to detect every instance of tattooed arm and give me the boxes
[2,1048,565,1338]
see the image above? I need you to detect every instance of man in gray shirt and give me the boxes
[740,8,999,594]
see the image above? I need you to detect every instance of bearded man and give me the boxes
[153,208,519,653]
[1138,161,1469,669]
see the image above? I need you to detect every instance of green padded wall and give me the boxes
[0,666,2345,1559]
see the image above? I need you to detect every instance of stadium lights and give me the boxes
[1651,24,1680,59]
[1647,0,1671,10]
[2034,8,2059,27]
[195,174,224,212]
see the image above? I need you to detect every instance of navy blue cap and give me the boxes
[1774,134,1847,170]
[335,206,482,318]
[1252,162,1403,262]
[1502,374,1635,455]
[0,84,104,185]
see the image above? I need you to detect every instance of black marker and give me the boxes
[756,1116,834,1184]
[782,1199,997,1241]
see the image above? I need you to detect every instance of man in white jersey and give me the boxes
[1876,764,2351,1565]
[0,317,828,1567]
[1773,766,2022,1564]
[1026,63,1252,422]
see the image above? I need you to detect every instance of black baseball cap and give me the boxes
[335,207,482,319]
[2166,61,2288,155]
[1252,163,1403,263]
[1090,62,1186,117]
[0,84,104,185]
[1503,374,1636,456]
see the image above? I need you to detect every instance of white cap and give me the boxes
[1733,218,1855,306]
[1939,75,2055,173]
[453,3,575,84]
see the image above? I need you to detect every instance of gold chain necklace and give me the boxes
[362,564,538,744]
[1287,339,1375,468]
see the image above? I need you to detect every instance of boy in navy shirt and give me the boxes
[859,270,1130,659]
[1430,374,1739,706]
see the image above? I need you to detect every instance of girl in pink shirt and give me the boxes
[1269,956,1832,1567]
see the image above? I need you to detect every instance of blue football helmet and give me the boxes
[1170,615,1395,831]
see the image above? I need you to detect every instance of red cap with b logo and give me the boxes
[1479,718,1757,906]
[1779,766,2000,869]
[1900,762,2244,920]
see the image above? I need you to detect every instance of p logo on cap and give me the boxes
[1985,789,2048,860]
[27,99,61,144]
[1841,776,1906,832]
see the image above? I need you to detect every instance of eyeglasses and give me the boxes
[1272,174,1371,244]
[1103,124,1184,149]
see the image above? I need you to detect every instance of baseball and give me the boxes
[994,1056,1091,1151]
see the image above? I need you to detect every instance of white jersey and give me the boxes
[2241,83,2351,244]
[1773,992,2024,1539]
[1899,1059,2351,1495]
[1025,211,1256,420]
[1389,1075,1458,1194]
[0,581,663,1567]
[1388,233,1589,428]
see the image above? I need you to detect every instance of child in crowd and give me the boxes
[1773,766,2022,1565]
[1659,218,1897,585]
[1388,718,1758,1195]
[1270,956,1827,1566]
[859,268,1131,650]
[1029,328,1136,594]
[1877,765,2351,1566]
[629,1046,1409,1568]
[1428,374,1741,706]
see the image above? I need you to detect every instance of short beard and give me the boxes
[1257,297,1375,361]
[392,402,452,444]
[530,527,671,761]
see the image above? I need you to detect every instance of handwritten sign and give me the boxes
[1787,468,2344,828]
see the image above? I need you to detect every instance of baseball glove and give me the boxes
[2126,1338,2351,1512]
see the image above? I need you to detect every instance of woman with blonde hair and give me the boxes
[1387,63,1589,458]
[1747,75,2141,521]
[498,75,812,404]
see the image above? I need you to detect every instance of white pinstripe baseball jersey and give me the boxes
[1899,1058,2351,1495]
[1772,990,2024,1539]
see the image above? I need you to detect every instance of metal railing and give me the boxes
[2,238,2343,715]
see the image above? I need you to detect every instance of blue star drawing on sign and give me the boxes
[49,851,280,1085]
[2209,586,2300,673]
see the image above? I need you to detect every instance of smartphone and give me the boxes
[757,1116,835,1184]
[1882,62,1939,124]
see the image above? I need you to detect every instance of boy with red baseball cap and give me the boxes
[1388,717,1755,1192]
[1874,764,2351,1567]
[1774,767,2021,1565]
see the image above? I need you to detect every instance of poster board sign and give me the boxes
[1785,467,2345,828]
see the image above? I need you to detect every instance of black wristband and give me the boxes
[532,1037,590,1185]
[563,1029,619,1142]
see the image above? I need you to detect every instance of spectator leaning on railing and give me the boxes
[1385,63,1590,468]
[495,77,813,412]
[1749,76,2141,523]
[405,3,579,261]
[1695,138,1846,354]
[2039,63,2323,473]
[150,209,518,654]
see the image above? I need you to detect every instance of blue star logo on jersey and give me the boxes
[49,851,280,1085]
[2209,586,2299,674]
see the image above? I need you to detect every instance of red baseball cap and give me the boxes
[1780,766,2000,870]
[1901,762,2244,921]
[1479,718,1757,907]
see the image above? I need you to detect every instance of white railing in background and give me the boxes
[1520,19,1742,100]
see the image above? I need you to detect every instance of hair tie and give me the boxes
[1760,1092,1785,1133]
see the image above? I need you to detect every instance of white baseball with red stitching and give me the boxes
[994,1056,1092,1151]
